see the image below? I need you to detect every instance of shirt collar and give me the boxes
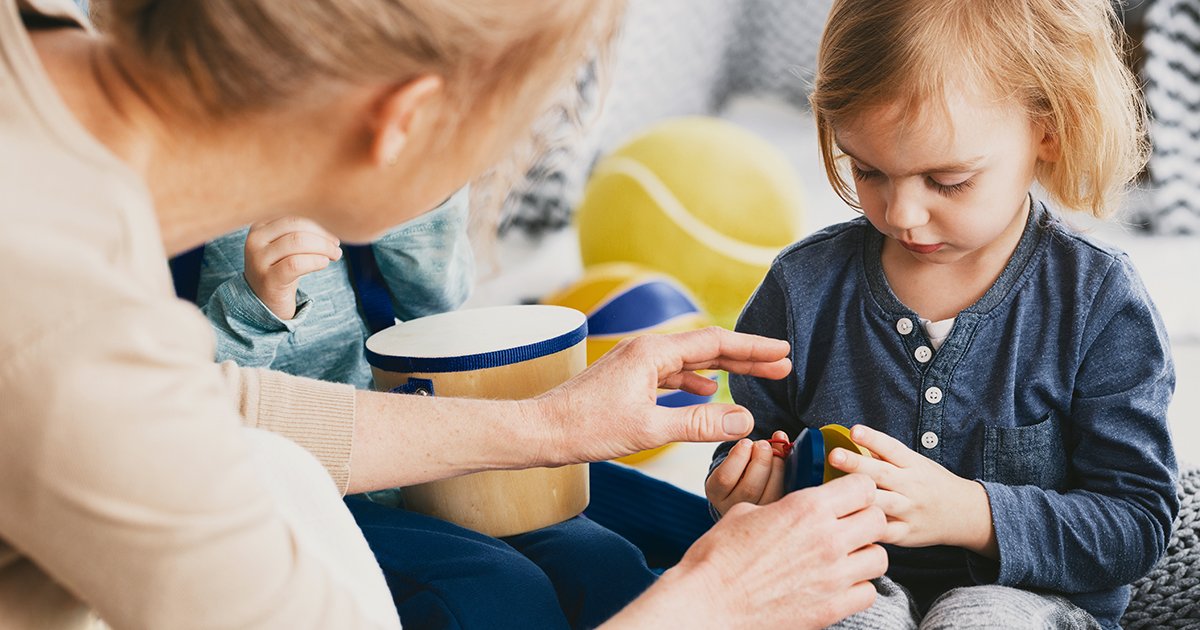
[861,196,1049,317]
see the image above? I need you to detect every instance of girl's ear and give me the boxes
[1036,120,1061,163]
[370,75,444,168]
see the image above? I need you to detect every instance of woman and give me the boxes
[0,0,887,628]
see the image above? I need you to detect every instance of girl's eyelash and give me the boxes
[850,164,878,181]
[929,177,975,196]
[850,162,975,197]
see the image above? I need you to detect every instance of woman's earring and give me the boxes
[385,152,400,167]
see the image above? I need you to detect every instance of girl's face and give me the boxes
[835,88,1056,267]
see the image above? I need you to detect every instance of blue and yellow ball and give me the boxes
[542,263,718,464]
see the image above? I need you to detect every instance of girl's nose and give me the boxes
[884,184,931,231]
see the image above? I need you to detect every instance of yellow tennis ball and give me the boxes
[576,117,806,327]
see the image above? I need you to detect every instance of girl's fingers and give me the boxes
[880,519,910,545]
[706,440,753,501]
[828,448,900,491]
[768,430,790,457]
[848,424,918,467]
[730,440,776,504]
[268,253,334,285]
[760,453,787,504]
[258,230,343,268]
[248,216,339,247]
[871,489,910,518]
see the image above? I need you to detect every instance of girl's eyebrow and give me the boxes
[837,144,984,176]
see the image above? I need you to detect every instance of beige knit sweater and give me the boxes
[0,1,399,627]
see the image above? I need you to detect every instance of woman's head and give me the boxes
[104,0,623,241]
[810,0,1148,220]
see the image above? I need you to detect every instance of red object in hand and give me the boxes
[767,437,793,458]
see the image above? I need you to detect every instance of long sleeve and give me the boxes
[976,255,1179,593]
[0,298,397,629]
[372,186,474,321]
[219,362,357,493]
[196,231,315,367]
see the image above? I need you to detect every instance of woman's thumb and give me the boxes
[651,403,754,444]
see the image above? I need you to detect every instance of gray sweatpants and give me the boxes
[828,577,1102,630]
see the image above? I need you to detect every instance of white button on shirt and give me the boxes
[924,386,943,404]
[914,346,933,363]
[896,318,914,335]
[921,431,939,449]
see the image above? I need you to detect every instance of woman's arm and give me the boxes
[345,327,794,493]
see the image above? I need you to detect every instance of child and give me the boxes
[195,188,475,389]
[190,191,657,630]
[706,1,1178,628]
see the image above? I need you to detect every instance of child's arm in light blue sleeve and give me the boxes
[371,186,474,321]
[195,229,315,368]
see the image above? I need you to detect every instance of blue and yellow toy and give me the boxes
[772,425,874,491]
[542,263,717,463]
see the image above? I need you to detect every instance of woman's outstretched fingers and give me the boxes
[658,327,791,379]
[672,370,720,395]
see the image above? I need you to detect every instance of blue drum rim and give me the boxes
[365,321,588,374]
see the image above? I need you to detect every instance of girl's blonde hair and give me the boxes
[809,0,1149,218]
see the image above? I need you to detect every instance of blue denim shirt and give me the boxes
[196,188,474,389]
[715,201,1178,628]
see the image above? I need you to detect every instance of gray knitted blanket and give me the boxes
[1122,465,1200,628]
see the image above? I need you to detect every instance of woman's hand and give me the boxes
[532,327,792,464]
[603,474,888,630]
[705,431,789,516]
[243,217,343,319]
[827,425,999,558]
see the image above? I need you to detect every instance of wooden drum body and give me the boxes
[365,305,589,538]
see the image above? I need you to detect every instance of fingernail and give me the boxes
[723,412,752,435]
[830,449,845,464]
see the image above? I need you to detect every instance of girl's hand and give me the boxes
[243,217,343,320]
[705,431,789,516]
[827,425,998,557]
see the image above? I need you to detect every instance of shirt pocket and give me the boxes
[981,411,1068,489]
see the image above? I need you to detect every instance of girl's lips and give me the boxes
[900,241,944,254]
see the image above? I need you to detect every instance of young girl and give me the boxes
[706,1,1178,628]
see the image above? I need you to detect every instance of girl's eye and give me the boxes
[850,163,880,181]
[928,176,975,197]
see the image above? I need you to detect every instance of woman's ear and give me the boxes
[371,75,444,168]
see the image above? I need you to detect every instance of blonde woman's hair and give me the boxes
[809,0,1149,218]
[102,1,623,244]
[105,1,623,123]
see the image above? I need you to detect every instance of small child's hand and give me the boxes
[243,217,343,320]
[827,425,997,558]
[706,431,789,517]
